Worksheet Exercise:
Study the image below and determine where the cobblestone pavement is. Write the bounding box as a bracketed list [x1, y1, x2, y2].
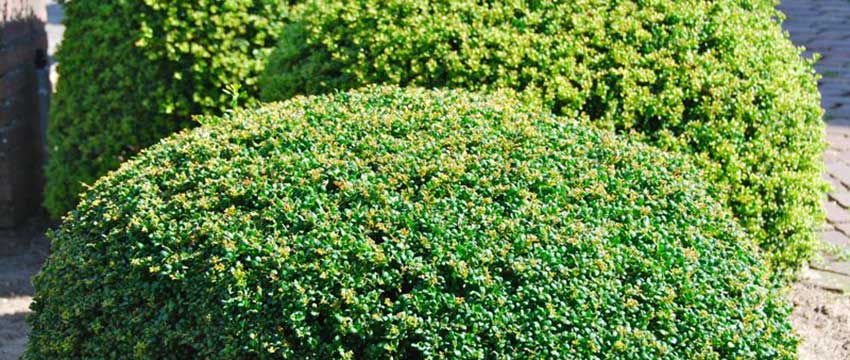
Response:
[779, 0, 850, 293]
[779, 0, 850, 359]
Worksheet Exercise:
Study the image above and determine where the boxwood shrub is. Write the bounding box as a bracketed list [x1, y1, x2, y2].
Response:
[44, 0, 295, 218]
[28, 86, 796, 358]
[260, 0, 827, 273]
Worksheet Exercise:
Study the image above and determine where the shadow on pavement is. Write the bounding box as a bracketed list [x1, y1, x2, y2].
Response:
[0, 218, 49, 298]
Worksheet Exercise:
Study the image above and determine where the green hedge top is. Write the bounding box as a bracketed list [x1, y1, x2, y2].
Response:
[44, 0, 293, 218]
[28, 86, 796, 359]
[261, 0, 827, 274]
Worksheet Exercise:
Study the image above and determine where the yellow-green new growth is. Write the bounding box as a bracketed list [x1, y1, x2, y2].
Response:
[28, 86, 796, 359]
[261, 0, 827, 274]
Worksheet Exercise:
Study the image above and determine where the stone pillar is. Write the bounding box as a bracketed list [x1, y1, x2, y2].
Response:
[0, 0, 48, 228]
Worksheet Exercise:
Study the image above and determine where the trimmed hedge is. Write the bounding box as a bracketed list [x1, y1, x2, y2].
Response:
[44, 0, 294, 218]
[261, 0, 827, 273]
[28, 86, 796, 358]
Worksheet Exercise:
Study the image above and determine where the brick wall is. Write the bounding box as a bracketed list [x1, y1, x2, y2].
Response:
[1, 0, 47, 227]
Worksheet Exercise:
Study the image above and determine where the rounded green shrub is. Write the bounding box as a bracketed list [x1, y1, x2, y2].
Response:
[260, 0, 827, 273]
[44, 0, 295, 218]
[29, 86, 796, 358]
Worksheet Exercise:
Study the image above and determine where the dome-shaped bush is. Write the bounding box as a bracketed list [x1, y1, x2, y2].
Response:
[28, 87, 795, 358]
[44, 0, 297, 218]
[260, 0, 826, 274]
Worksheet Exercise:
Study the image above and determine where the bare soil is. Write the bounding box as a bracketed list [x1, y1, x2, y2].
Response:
[790, 281, 850, 360]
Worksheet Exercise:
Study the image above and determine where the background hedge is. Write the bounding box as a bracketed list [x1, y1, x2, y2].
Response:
[28, 86, 796, 359]
[261, 0, 826, 274]
[44, 0, 294, 218]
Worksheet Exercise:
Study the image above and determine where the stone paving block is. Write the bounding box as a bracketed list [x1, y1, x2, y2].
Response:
[828, 119, 850, 127]
[819, 76, 848, 84]
[800, 268, 850, 294]
[822, 230, 850, 248]
[835, 222, 850, 236]
[818, 75, 850, 84]
[824, 148, 846, 162]
[824, 173, 848, 192]
[828, 118, 850, 126]
[830, 192, 850, 208]
[818, 85, 850, 95]
[827, 160, 850, 187]
[822, 97, 845, 110]
[811, 257, 850, 276]
[819, 73, 850, 83]
[827, 106, 850, 121]
[827, 122, 850, 136]
[821, 87, 850, 96]
[827, 133, 850, 151]
[825, 201, 850, 224]
[826, 125, 850, 138]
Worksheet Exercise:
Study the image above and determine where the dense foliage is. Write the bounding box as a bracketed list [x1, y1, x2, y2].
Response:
[28, 87, 796, 359]
[44, 0, 293, 218]
[261, 0, 826, 273]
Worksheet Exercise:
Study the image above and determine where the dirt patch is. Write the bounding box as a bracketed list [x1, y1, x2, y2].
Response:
[790, 281, 850, 359]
